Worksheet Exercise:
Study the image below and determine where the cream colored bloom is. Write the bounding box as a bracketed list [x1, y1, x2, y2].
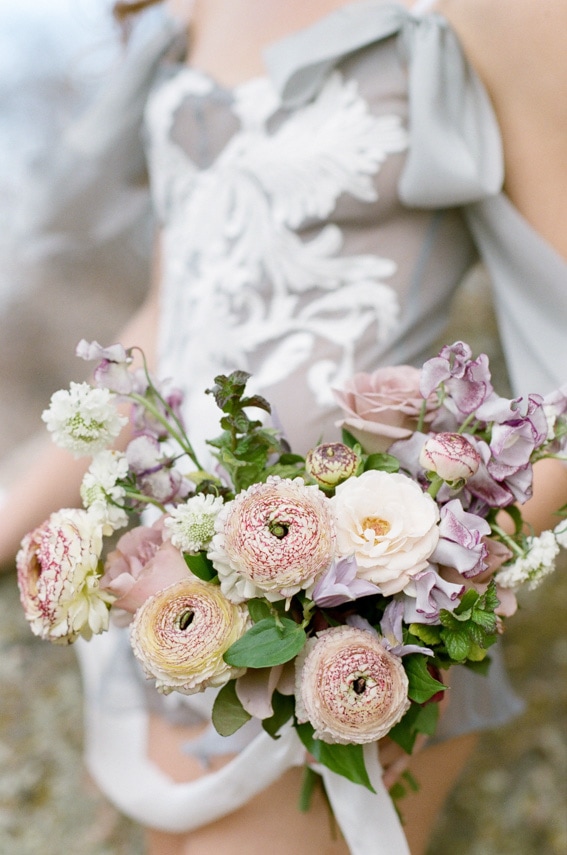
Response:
[295, 625, 410, 744]
[331, 469, 440, 595]
[42, 382, 127, 457]
[17, 509, 110, 644]
[80, 449, 129, 534]
[208, 476, 336, 603]
[164, 494, 225, 553]
[130, 578, 250, 694]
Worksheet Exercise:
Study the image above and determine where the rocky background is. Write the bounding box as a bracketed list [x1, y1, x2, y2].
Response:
[0, 265, 565, 854]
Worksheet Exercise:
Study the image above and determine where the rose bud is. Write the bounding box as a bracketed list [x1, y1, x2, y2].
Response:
[305, 442, 360, 489]
[419, 433, 481, 486]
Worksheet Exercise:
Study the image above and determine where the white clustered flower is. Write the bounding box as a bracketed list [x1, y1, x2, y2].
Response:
[80, 450, 130, 534]
[553, 521, 567, 549]
[496, 530, 560, 591]
[42, 381, 127, 457]
[164, 494, 225, 553]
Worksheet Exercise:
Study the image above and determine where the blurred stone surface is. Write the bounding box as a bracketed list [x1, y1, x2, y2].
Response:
[0, 264, 565, 854]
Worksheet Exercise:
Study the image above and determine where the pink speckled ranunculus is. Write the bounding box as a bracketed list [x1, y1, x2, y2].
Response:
[208, 476, 335, 603]
[100, 519, 189, 616]
[295, 625, 410, 744]
[334, 366, 436, 453]
[331, 469, 440, 595]
[130, 578, 250, 694]
[17, 509, 110, 644]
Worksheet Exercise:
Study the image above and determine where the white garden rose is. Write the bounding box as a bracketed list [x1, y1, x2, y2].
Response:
[331, 469, 440, 595]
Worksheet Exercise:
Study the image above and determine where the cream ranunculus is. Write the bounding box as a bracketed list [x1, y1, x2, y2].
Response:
[331, 469, 440, 595]
[295, 625, 410, 744]
[208, 476, 336, 603]
[130, 577, 251, 694]
[17, 509, 110, 644]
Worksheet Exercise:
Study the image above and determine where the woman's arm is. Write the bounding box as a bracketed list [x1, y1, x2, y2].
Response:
[439, 0, 567, 259]
[0, 243, 163, 569]
[438, 0, 567, 531]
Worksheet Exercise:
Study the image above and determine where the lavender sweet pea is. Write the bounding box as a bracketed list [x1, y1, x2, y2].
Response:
[420, 341, 493, 416]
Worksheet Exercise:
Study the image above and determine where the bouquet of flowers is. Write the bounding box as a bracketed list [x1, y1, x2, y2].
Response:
[17, 339, 567, 798]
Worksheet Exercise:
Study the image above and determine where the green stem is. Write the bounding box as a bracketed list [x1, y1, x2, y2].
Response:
[489, 523, 524, 557]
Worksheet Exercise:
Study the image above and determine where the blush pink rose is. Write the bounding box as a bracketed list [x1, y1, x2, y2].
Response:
[334, 366, 436, 454]
[100, 519, 189, 615]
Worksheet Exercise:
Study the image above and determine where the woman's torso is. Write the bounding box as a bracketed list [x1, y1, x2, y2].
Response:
[147, 0, 476, 457]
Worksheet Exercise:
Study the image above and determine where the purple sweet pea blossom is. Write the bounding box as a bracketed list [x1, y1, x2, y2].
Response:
[379, 600, 434, 655]
[312, 555, 382, 607]
[76, 339, 134, 394]
[126, 435, 190, 505]
[487, 395, 548, 480]
[420, 342, 493, 416]
[131, 382, 186, 440]
[467, 441, 533, 507]
[403, 568, 465, 624]
[431, 499, 490, 577]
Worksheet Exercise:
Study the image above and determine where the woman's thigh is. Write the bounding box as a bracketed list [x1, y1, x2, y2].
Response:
[144, 713, 478, 855]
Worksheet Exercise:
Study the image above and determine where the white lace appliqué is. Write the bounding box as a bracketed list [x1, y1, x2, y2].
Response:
[146, 68, 407, 410]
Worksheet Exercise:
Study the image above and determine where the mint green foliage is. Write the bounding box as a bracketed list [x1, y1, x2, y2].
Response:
[212, 680, 252, 736]
[439, 581, 499, 663]
[205, 372, 305, 493]
[296, 722, 376, 793]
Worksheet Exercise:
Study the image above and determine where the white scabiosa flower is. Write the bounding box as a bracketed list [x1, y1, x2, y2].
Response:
[80, 450, 130, 534]
[164, 494, 225, 553]
[496, 530, 560, 591]
[130, 578, 250, 694]
[42, 382, 127, 457]
[295, 625, 410, 744]
[16, 509, 111, 644]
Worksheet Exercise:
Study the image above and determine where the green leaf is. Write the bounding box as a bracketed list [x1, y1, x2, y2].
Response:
[413, 700, 439, 736]
[440, 627, 471, 662]
[246, 598, 273, 623]
[404, 654, 447, 704]
[363, 453, 400, 473]
[224, 617, 307, 668]
[298, 765, 321, 812]
[454, 588, 479, 616]
[341, 428, 359, 449]
[387, 703, 421, 753]
[262, 691, 295, 738]
[211, 680, 252, 736]
[388, 700, 440, 753]
[408, 623, 442, 646]
[296, 723, 375, 792]
[184, 552, 217, 582]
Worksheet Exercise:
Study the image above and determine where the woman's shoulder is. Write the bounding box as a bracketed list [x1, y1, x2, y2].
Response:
[436, 0, 567, 99]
